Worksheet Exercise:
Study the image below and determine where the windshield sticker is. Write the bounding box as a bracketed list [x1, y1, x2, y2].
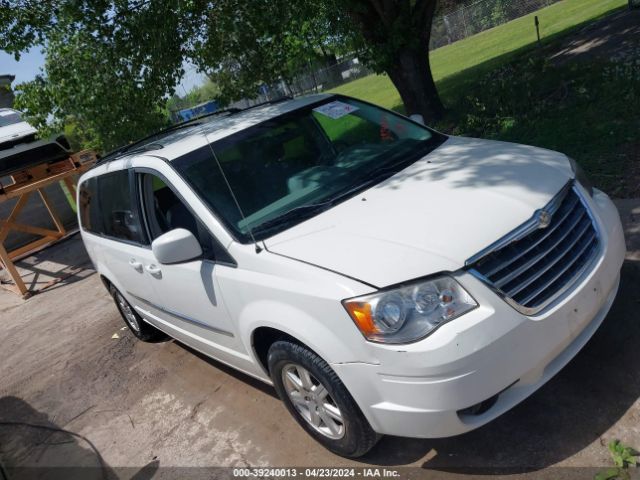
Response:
[313, 101, 359, 120]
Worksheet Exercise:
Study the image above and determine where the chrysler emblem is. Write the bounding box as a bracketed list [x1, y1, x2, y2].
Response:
[537, 210, 552, 229]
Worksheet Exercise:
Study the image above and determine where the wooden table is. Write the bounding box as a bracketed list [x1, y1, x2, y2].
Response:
[0, 150, 97, 297]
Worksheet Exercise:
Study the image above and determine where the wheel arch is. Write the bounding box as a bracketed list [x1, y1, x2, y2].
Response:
[99, 274, 112, 292]
[251, 326, 309, 376]
[241, 305, 368, 382]
[95, 263, 128, 298]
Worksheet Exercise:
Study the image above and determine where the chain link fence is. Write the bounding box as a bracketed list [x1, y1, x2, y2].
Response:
[229, 55, 374, 109]
[208, 0, 576, 110]
[431, 0, 560, 49]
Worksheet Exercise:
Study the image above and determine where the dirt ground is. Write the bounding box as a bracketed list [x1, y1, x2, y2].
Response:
[0, 198, 638, 478]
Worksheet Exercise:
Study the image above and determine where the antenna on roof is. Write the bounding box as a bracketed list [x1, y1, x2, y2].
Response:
[204, 141, 263, 254]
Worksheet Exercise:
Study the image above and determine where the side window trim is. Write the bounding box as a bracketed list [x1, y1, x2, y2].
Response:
[79, 176, 101, 234]
[127, 168, 150, 246]
[133, 167, 237, 268]
[135, 173, 156, 245]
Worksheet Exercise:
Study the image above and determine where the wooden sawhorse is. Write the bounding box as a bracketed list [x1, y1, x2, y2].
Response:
[0, 151, 96, 297]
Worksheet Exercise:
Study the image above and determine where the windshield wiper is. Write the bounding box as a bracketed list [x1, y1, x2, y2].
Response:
[252, 173, 392, 236]
[252, 201, 335, 235]
[252, 146, 435, 237]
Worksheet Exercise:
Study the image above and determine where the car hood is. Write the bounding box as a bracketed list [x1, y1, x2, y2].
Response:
[0, 122, 37, 145]
[264, 136, 574, 288]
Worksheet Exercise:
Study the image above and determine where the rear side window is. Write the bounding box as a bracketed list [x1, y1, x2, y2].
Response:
[79, 177, 101, 233]
[79, 170, 145, 243]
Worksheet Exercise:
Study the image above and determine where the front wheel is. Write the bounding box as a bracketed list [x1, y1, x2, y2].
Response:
[268, 340, 379, 458]
[110, 285, 166, 342]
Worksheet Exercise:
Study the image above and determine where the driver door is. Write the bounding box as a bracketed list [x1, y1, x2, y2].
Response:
[133, 169, 247, 368]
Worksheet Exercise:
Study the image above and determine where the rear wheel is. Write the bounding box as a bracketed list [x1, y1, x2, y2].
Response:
[268, 340, 379, 458]
[110, 285, 166, 342]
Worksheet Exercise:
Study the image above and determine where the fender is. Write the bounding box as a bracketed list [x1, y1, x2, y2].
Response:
[236, 299, 380, 369]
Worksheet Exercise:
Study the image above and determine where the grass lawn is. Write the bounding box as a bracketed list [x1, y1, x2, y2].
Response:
[332, 0, 626, 110]
[331, 0, 640, 196]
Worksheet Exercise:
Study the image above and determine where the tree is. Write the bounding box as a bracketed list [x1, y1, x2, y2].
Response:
[339, 1, 445, 121]
[0, 0, 446, 150]
[14, 31, 173, 151]
[193, 0, 446, 120]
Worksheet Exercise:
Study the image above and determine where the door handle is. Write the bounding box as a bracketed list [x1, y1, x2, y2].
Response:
[145, 264, 162, 277]
[129, 259, 143, 273]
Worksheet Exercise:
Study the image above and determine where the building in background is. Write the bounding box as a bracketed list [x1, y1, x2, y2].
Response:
[172, 100, 219, 123]
[0, 74, 15, 108]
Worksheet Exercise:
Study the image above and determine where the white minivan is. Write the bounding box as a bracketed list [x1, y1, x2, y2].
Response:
[0, 108, 37, 147]
[78, 94, 625, 457]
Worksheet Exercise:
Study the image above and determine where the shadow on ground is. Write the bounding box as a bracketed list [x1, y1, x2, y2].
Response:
[0, 396, 160, 480]
[176, 342, 279, 400]
[551, 9, 640, 65]
[0, 233, 94, 299]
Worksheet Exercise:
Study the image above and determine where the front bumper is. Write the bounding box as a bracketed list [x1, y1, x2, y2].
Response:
[332, 189, 625, 438]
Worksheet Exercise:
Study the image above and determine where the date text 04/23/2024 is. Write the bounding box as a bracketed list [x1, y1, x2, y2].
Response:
[232, 468, 401, 478]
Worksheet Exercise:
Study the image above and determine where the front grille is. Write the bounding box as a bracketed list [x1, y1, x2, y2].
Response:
[469, 182, 600, 315]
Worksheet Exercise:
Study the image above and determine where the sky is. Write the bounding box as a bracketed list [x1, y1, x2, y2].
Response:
[0, 48, 45, 84]
[0, 48, 206, 94]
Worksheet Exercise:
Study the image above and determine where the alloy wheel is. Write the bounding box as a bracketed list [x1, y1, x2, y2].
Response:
[281, 363, 345, 440]
[116, 292, 140, 333]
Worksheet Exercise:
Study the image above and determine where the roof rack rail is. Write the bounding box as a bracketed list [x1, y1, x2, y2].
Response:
[97, 109, 236, 165]
[235, 95, 293, 113]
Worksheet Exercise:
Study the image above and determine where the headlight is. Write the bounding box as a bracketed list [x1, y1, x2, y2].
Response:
[569, 157, 593, 197]
[342, 275, 478, 344]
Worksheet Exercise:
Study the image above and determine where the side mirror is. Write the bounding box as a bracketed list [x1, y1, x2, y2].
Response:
[151, 228, 203, 265]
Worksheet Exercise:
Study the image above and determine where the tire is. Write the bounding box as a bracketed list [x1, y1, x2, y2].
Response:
[268, 340, 379, 458]
[110, 285, 166, 342]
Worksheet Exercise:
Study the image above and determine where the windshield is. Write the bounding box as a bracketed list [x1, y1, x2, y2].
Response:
[0, 110, 24, 127]
[173, 96, 445, 242]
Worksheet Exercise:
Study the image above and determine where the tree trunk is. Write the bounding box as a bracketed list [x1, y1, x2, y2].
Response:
[386, 48, 444, 124]
[346, 0, 445, 123]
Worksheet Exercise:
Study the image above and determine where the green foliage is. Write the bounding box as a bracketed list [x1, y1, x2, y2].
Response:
[63, 117, 103, 153]
[0, 0, 358, 150]
[488, 0, 508, 28]
[1, 0, 626, 152]
[595, 467, 623, 480]
[14, 33, 172, 152]
[12, 75, 56, 138]
[1, 0, 451, 149]
[595, 440, 639, 480]
[4, 2, 184, 151]
[609, 440, 639, 468]
[193, 0, 343, 104]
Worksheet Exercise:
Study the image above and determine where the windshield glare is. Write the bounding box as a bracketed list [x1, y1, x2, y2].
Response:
[0, 110, 24, 127]
[174, 97, 441, 242]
